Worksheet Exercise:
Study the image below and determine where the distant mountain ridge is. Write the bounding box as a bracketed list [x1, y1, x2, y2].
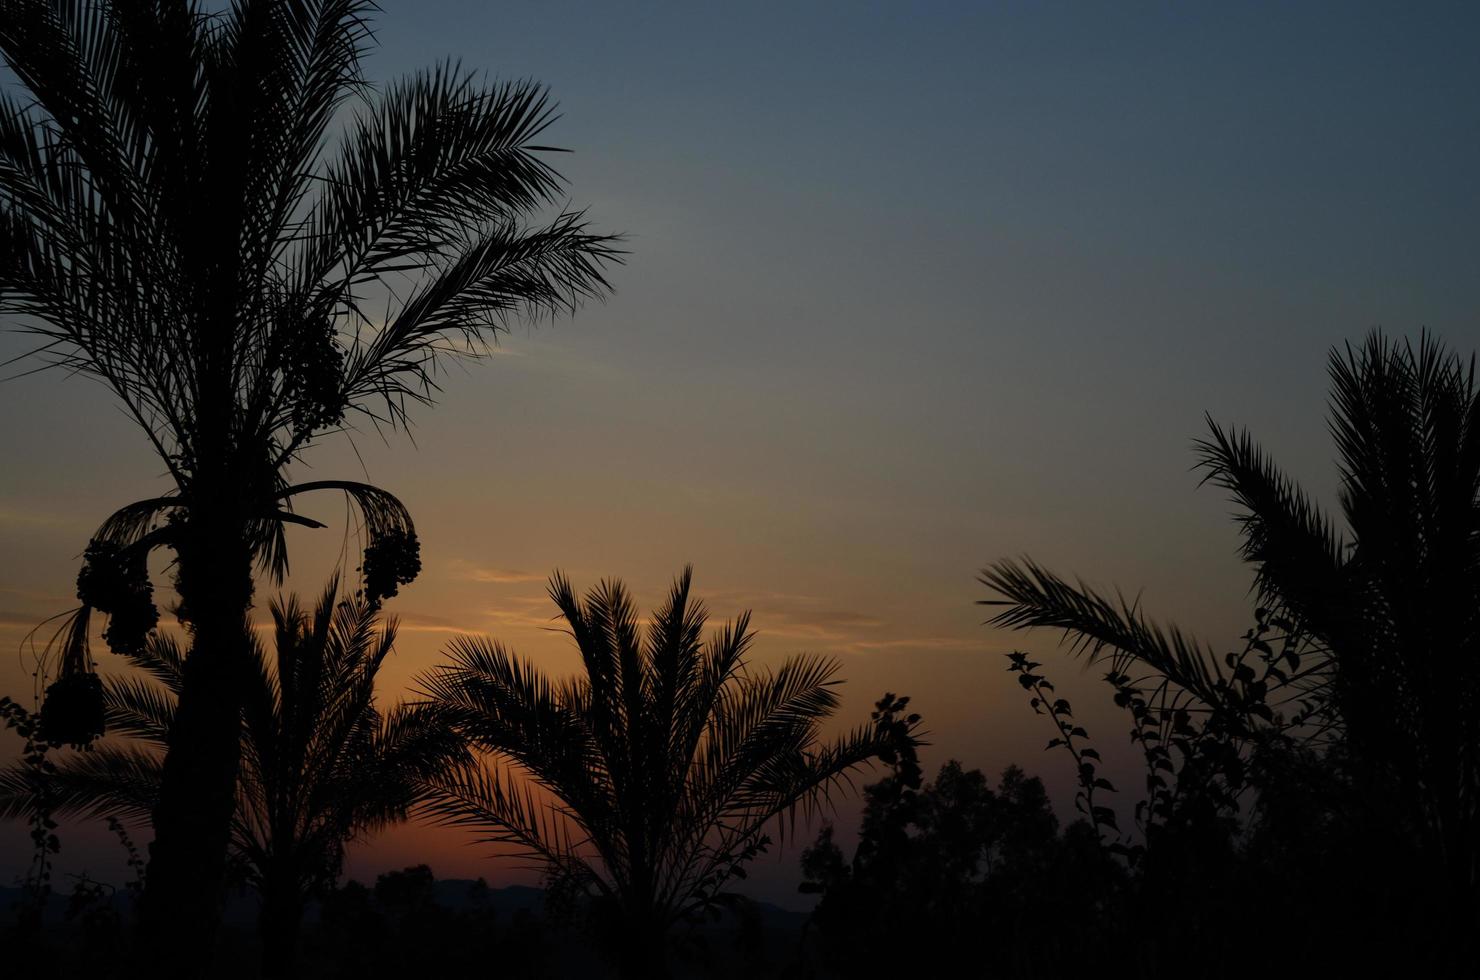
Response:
[0, 878, 807, 930]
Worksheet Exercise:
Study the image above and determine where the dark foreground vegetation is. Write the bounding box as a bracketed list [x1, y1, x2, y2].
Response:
[969, 333, 1480, 977]
[0, 1, 1476, 978]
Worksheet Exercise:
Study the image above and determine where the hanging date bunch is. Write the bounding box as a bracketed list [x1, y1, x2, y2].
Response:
[76, 537, 159, 655]
[279, 309, 346, 436]
[345, 485, 421, 609]
[37, 610, 105, 748]
[362, 527, 421, 608]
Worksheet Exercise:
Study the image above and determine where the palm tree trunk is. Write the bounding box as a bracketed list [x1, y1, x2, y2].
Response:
[138, 514, 254, 979]
[259, 875, 305, 980]
[616, 912, 670, 980]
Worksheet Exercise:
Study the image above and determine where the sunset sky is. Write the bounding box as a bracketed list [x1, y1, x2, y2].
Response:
[2, 1, 1478, 906]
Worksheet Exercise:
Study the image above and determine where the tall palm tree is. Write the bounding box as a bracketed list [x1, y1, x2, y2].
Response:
[0, 0, 616, 961]
[0, 579, 466, 978]
[418, 567, 914, 980]
[982, 332, 1480, 926]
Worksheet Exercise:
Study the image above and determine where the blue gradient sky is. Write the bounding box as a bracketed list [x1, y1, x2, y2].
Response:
[2, 1, 1478, 905]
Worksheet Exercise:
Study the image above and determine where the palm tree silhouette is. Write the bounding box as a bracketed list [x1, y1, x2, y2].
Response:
[0, 0, 616, 962]
[983, 332, 1480, 929]
[0, 578, 465, 978]
[418, 567, 914, 980]
[1196, 332, 1480, 923]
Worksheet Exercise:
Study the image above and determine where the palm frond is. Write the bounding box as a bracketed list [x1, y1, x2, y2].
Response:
[0, 744, 162, 825]
[103, 673, 175, 743]
[298, 66, 565, 292]
[981, 557, 1226, 706]
[419, 634, 607, 824]
[1195, 419, 1352, 643]
[117, 630, 187, 692]
[417, 758, 592, 876]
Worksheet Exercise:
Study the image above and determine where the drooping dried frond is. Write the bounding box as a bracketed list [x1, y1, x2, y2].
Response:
[278, 479, 420, 604]
[92, 496, 185, 548]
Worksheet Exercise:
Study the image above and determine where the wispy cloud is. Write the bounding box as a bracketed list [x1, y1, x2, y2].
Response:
[390, 600, 561, 636]
[481, 604, 564, 632]
[446, 560, 545, 585]
[849, 636, 982, 653]
[701, 589, 889, 647]
[0, 505, 77, 529]
[0, 586, 71, 604]
[243, 607, 486, 639]
[392, 610, 484, 635]
[0, 609, 48, 630]
[699, 588, 979, 657]
[759, 618, 880, 644]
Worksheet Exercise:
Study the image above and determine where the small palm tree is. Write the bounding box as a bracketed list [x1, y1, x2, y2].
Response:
[0, 579, 465, 978]
[0, 0, 617, 958]
[982, 331, 1480, 926]
[418, 567, 914, 980]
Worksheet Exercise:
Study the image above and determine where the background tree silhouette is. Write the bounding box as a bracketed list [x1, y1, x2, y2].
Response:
[0, 0, 617, 966]
[0, 579, 468, 978]
[800, 745, 1122, 978]
[417, 567, 914, 980]
[308, 865, 548, 980]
